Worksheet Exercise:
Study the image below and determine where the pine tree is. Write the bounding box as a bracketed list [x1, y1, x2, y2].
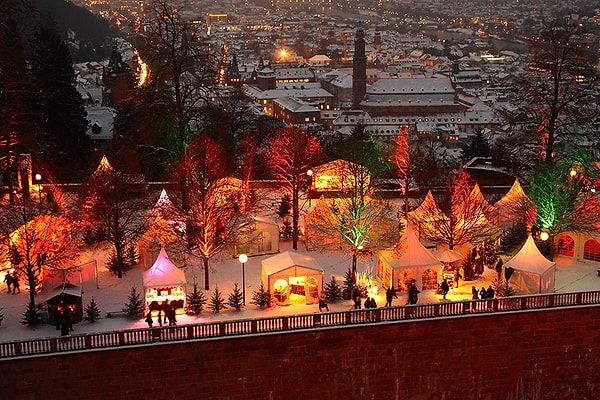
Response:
[125, 244, 140, 267]
[280, 219, 293, 239]
[228, 282, 244, 311]
[84, 297, 102, 323]
[251, 283, 271, 309]
[123, 286, 145, 319]
[208, 286, 227, 314]
[342, 268, 355, 300]
[20, 303, 42, 327]
[185, 283, 207, 315]
[324, 276, 343, 302]
[276, 193, 292, 218]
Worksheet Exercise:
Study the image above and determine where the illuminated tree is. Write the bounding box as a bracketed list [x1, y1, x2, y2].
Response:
[178, 136, 247, 290]
[79, 156, 150, 278]
[410, 169, 500, 249]
[526, 158, 600, 257]
[391, 127, 418, 217]
[507, 20, 599, 164]
[265, 127, 322, 250]
[0, 207, 81, 317]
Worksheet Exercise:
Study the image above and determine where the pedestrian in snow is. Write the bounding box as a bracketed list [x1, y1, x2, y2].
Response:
[3, 271, 12, 293]
[318, 298, 329, 312]
[486, 285, 495, 299]
[11, 274, 20, 294]
[454, 269, 462, 288]
[60, 311, 70, 336]
[157, 310, 163, 327]
[169, 306, 176, 326]
[408, 281, 420, 305]
[441, 279, 450, 300]
[145, 312, 153, 328]
[162, 300, 170, 325]
[471, 285, 479, 300]
[53, 307, 61, 331]
[385, 288, 397, 307]
[352, 289, 362, 309]
[479, 287, 487, 300]
[63, 307, 73, 331]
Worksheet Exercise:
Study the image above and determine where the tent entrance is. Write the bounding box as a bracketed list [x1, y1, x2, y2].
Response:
[272, 276, 320, 305]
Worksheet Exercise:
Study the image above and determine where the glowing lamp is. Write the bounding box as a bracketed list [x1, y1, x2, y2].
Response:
[540, 231, 549, 241]
[570, 169, 577, 177]
[238, 254, 248, 305]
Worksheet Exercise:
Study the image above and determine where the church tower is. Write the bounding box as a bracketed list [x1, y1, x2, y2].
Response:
[352, 27, 367, 109]
[103, 43, 134, 109]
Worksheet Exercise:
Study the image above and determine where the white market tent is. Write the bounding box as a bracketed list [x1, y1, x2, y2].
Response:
[232, 214, 280, 258]
[504, 235, 556, 294]
[261, 251, 324, 305]
[142, 247, 187, 313]
[377, 225, 443, 292]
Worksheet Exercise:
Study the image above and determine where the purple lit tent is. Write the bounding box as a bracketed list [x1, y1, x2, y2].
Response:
[142, 247, 187, 314]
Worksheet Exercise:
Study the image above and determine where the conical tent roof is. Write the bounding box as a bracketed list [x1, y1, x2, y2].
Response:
[143, 248, 187, 288]
[146, 189, 183, 221]
[379, 225, 441, 269]
[504, 235, 555, 274]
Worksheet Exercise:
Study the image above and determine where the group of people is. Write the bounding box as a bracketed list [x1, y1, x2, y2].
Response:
[3, 271, 20, 294]
[146, 300, 178, 328]
[53, 306, 74, 336]
[472, 285, 495, 300]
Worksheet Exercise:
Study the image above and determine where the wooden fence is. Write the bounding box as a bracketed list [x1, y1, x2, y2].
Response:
[2, 290, 600, 360]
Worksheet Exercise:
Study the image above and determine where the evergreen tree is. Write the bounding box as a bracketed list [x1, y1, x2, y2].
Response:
[185, 283, 207, 315]
[29, 20, 92, 182]
[208, 286, 227, 314]
[20, 303, 42, 327]
[123, 286, 145, 319]
[342, 268, 355, 300]
[462, 130, 490, 161]
[251, 283, 271, 309]
[280, 219, 293, 240]
[84, 297, 102, 323]
[276, 193, 292, 218]
[323, 276, 343, 302]
[227, 282, 244, 311]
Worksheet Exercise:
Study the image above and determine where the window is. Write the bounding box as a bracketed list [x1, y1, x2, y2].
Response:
[557, 235, 574, 257]
[583, 239, 600, 262]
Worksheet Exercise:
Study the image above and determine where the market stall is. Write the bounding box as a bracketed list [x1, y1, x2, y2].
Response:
[142, 247, 187, 314]
[42, 282, 83, 325]
[503, 235, 556, 294]
[261, 251, 324, 305]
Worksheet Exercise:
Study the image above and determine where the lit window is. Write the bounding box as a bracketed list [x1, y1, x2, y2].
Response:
[583, 240, 600, 262]
[557, 235, 574, 257]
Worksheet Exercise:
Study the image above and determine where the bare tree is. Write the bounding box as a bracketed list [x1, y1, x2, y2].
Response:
[409, 169, 500, 249]
[265, 127, 322, 250]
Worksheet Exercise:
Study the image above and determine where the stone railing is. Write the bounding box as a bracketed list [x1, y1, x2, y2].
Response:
[2, 290, 599, 360]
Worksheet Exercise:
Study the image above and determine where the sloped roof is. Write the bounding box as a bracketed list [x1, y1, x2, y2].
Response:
[494, 178, 531, 208]
[261, 251, 323, 276]
[378, 225, 441, 269]
[504, 235, 555, 275]
[143, 248, 187, 288]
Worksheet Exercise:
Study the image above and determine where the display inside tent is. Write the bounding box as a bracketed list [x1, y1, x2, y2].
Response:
[142, 248, 187, 315]
[261, 251, 324, 305]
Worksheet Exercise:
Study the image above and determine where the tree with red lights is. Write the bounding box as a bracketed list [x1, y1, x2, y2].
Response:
[79, 156, 150, 278]
[177, 136, 247, 290]
[410, 169, 499, 250]
[265, 127, 322, 250]
[391, 127, 418, 218]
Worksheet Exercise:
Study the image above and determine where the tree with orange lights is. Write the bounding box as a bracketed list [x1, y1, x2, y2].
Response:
[177, 136, 247, 290]
[79, 156, 151, 278]
[265, 127, 322, 250]
[391, 127, 418, 218]
[409, 169, 500, 250]
[0, 206, 81, 325]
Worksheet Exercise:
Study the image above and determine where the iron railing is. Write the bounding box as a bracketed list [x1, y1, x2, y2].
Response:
[2, 290, 600, 360]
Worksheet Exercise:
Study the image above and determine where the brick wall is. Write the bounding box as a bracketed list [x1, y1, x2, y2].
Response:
[2, 306, 600, 400]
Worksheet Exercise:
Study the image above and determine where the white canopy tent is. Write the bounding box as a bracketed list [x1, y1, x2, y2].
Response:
[261, 251, 324, 305]
[504, 235, 556, 294]
[142, 247, 187, 313]
[377, 225, 443, 292]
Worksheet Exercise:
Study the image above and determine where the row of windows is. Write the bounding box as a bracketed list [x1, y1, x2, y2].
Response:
[342, 117, 463, 124]
[557, 235, 600, 262]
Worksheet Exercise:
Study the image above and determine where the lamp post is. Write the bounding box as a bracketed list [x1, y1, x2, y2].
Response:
[34, 173, 42, 207]
[238, 253, 248, 305]
[306, 169, 313, 207]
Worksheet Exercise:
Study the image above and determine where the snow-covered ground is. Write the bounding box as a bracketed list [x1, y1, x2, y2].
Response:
[1, 239, 599, 343]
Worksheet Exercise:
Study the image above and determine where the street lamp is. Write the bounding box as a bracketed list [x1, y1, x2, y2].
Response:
[306, 169, 313, 206]
[34, 173, 42, 207]
[238, 253, 248, 305]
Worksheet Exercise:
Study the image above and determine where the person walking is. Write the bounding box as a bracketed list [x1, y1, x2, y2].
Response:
[385, 288, 397, 307]
[157, 310, 163, 327]
[12, 273, 20, 294]
[408, 281, 420, 305]
[169, 306, 177, 327]
[471, 285, 479, 300]
[441, 279, 450, 300]
[318, 298, 329, 312]
[3, 271, 12, 293]
[352, 288, 362, 309]
[479, 287, 487, 300]
[454, 269, 462, 288]
[486, 285, 495, 299]
[145, 312, 153, 328]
